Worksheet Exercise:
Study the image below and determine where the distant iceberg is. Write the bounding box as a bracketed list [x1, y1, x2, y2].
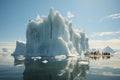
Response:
[102, 46, 115, 53]
[14, 8, 89, 57]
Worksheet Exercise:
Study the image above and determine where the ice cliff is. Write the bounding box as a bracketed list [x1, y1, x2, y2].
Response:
[13, 41, 26, 56]
[14, 8, 89, 56]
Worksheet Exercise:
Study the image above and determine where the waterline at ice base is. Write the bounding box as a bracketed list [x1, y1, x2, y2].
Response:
[13, 8, 89, 57]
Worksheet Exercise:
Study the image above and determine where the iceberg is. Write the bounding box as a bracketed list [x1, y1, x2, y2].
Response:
[14, 8, 89, 57]
[0, 48, 12, 55]
[13, 41, 26, 56]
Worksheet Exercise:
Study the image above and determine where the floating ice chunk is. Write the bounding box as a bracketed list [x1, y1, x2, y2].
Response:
[33, 58, 37, 61]
[55, 55, 67, 61]
[31, 56, 42, 61]
[36, 56, 42, 59]
[78, 61, 89, 65]
[31, 57, 37, 61]
[17, 55, 25, 60]
[42, 60, 48, 63]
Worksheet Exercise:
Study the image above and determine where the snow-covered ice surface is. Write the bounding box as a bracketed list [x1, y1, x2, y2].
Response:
[14, 8, 89, 57]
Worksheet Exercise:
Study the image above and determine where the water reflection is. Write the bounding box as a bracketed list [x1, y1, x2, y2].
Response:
[102, 55, 111, 59]
[13, 56, 89, 80]
[90, 55, 111, 60]
[14, 56, 25, 66]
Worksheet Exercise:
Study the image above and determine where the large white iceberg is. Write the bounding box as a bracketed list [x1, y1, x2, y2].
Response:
[14, 8, 89, 56]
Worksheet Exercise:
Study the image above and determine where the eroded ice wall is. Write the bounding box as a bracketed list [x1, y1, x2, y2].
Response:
[25, 8, 89, 56]
[14, 8, 89, 56]
[13, 41, 26, 56]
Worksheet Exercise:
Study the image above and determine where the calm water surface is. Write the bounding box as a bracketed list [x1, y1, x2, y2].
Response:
[0, 53, 120, 80]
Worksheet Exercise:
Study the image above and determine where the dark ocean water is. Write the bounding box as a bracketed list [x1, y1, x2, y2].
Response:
[0, 53, 120, 80]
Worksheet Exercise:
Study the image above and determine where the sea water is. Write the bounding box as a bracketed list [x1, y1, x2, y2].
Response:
[0, 53, 120, 80]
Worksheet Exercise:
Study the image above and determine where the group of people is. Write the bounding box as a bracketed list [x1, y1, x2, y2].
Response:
[102, 52, 110, 55]
[90, 51, 110, 56]
[89, 51, 111, 60]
